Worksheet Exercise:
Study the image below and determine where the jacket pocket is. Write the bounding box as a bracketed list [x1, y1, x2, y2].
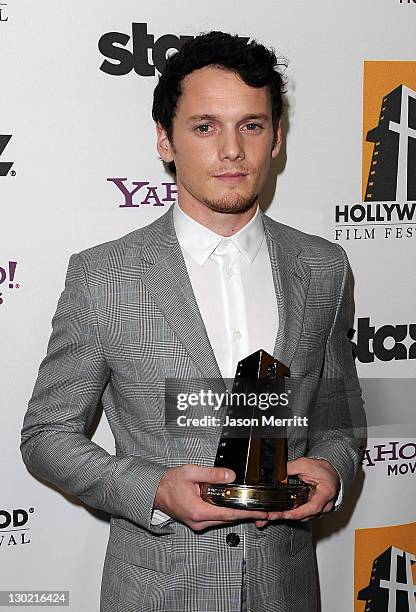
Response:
[106, 519, 172, 573]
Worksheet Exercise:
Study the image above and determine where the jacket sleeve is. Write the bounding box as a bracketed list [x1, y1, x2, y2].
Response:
[20, 252, 174, 535]
[306, 245, 367, 501]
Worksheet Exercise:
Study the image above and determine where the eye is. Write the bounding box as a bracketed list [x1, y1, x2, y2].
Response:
[244, 123, 263, 131]
[195, 124, 213, 134]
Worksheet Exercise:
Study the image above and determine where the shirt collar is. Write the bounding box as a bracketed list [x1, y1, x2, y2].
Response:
[173, 202, 264, 266]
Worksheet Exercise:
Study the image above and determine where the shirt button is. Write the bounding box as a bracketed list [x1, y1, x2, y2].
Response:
[226, 533, 240, 547]
[233, 330, 241, 341]
[225, 266, 234, 277]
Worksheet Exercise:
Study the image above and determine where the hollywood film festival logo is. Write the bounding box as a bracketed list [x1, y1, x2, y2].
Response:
[355, 523, 416, 612]
[0, 507, 34, 549]
[335, 61, 416, 242]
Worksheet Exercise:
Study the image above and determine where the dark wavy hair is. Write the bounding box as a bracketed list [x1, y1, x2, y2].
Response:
[152, 31, 287, 174]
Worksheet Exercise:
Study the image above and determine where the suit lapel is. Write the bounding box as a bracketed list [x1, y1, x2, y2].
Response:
[263, 214, 311, 370]
[137, 206, 224, 384]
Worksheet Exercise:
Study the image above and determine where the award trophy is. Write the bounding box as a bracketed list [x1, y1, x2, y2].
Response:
[200, 349, 309, 511]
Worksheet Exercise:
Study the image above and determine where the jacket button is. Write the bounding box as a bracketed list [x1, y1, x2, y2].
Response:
[226, 532, 240, 547]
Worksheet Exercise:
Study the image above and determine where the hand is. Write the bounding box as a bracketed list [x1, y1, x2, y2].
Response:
[255, 457, 340, 528]
[154, 464, 269, 531]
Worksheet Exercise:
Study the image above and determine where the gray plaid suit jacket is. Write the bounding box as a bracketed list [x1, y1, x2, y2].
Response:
[21, 205, 365, 612]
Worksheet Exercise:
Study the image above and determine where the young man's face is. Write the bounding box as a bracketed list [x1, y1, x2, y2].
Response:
[157, 65, 282, 216]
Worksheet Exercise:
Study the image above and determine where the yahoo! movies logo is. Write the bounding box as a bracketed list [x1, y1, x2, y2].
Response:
[0, 260, 20, 305]
[99, 23, 193, 76]
[361, 441, 416, 477]
[355, 523, 416, 611]
[335, 62, 416, 242]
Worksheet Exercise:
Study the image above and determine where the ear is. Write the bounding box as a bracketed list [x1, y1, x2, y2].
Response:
[156, 122, 175, 162]
[271, 120, 283, 159]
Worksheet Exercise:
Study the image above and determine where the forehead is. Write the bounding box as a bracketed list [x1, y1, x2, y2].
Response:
[176, 65, 272, 118]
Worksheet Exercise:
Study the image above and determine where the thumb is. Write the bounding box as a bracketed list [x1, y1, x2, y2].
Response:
[190, 466, 236, 484]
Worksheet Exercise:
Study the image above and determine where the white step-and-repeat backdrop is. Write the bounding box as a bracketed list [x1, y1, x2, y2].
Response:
[1, 1, 415, 610]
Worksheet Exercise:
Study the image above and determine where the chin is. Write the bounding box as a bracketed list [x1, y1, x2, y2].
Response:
[203, 194, 258, 215]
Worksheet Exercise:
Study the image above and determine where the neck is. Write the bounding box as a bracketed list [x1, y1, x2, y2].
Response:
[177, 196, 258, 237]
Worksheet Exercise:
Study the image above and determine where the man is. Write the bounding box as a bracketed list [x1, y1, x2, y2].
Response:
[21, 31, 365, 612]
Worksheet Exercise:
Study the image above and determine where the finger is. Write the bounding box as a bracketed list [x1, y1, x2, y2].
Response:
[190, 520, 229, 531]
[264, 511, 285, 521]
[268, 492, 328, 521]
[255, 520, 269, 529]
[191, 514, 269, 531]
[190, 493, 269, 522]
[300, 501, 334, 523]
[200, 504, 269, 522]
[266, 486, 325, 521]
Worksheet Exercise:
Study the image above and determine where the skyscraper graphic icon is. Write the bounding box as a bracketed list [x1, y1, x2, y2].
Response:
[358, 546, 416, 611]
[364, 85, 416, 203]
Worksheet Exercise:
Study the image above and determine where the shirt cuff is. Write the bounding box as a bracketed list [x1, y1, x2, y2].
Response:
[333, 474, 343, 508]
[151, 508, 174, 526]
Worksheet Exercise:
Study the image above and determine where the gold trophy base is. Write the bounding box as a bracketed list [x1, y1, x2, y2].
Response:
[200, 482, 309, 511]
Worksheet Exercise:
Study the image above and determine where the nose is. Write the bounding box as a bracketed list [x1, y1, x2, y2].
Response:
[219, 127, 245, 162]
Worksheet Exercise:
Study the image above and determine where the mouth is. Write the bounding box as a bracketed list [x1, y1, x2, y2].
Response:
[214, 172, 248, 184]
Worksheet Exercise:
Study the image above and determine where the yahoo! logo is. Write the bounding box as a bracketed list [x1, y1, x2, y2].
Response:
[0, 260, 19, 305]
[107, 178, 177, 207]
[99, 23, 193, 76]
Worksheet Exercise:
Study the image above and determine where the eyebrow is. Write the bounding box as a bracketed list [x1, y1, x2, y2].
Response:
[186, 113, 270, 124]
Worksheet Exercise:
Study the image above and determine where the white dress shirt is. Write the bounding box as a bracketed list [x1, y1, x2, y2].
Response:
[173, 202, 279, 379]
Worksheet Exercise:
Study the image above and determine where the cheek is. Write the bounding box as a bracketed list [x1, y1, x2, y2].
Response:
[254, 152, 272, 176]
[176, 142, 214, 172]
